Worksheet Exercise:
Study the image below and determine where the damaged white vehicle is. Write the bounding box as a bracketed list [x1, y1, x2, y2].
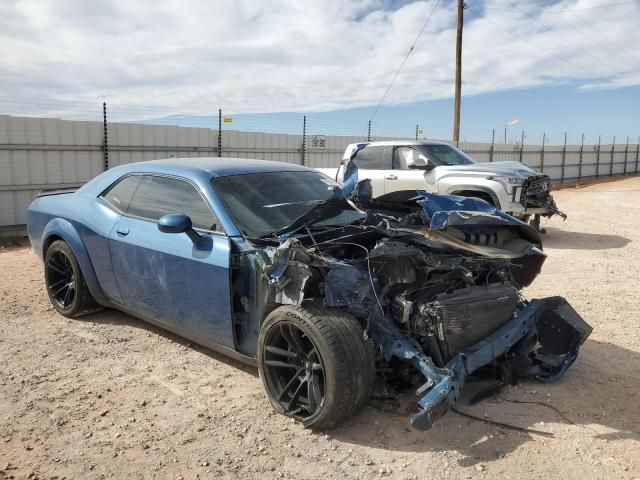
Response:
[317, 140, 566, 231]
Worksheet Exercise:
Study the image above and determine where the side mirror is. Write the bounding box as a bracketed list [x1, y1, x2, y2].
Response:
[158, 213, 201, 243]
[407, 158, 434, 171]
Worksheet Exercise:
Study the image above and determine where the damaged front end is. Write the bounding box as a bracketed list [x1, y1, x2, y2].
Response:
[235, 160, 591, 430]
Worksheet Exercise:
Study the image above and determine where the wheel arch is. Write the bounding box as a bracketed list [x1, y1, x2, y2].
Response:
[42, 218, 107, 304]
[449, 186, 501, 209]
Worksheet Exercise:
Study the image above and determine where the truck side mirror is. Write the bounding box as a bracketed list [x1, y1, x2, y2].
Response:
[407, 157, 434, 171]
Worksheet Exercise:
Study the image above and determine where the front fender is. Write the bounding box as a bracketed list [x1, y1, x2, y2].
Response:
[442, 180, 505, 210]
[42, 218, 108, 304]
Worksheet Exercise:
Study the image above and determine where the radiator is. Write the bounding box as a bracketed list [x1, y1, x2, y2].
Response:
[430, 284, 519, 361]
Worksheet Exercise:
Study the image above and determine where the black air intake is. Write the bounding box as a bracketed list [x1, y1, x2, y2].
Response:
[429, 284, 519, 361]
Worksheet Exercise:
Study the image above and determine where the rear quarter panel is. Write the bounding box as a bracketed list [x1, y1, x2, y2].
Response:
[27, 192, 121, 305]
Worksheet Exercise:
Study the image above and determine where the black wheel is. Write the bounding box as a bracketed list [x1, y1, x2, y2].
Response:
[44, 240, 98, 317]
[258, 304, 375, 430]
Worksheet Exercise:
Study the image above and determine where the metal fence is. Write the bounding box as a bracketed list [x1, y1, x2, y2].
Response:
[1, 113, 639, 231]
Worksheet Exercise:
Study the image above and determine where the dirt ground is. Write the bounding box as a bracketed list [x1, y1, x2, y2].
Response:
[1, 178, 639, 480]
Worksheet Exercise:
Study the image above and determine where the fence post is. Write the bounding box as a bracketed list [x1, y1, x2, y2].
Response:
[519, 131, 525, 163]
[540, 133, 545, 173]
[102, 102, 109, 171]
[623, 136, 629, 175]
[595, 135, 601, 179]
[301, 115, 306, 166]
[609, 136, 615, 177]
[217, 109, 222, 158]
[633, 137, 640, 174]
[560, 132, 567, 183]
[578, 134, 584, 182]
[367, 120, 371, 142]
[489, 129, 495, 162]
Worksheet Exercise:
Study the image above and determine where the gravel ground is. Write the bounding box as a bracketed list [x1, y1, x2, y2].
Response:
[1, 177, 639, 480]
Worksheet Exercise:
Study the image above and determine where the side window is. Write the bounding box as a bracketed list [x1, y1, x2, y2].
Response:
[393, 147, 428, 170]
[352, 145, 386, 169]
[127, 175, 219, 231]
[101, 175, 142, 212]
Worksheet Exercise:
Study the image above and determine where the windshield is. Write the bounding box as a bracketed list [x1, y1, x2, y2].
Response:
[212, 171, 363, 237]
[419, 144, 475, 166]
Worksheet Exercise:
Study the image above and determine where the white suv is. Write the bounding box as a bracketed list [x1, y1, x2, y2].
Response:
[317, 140, 565, 226]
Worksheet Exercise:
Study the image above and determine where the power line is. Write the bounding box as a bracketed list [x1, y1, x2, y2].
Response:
[476, 3, 640, 73]
[547, 0, 637, 11]
[479, 16, 602, 78]
[485, 1, 637, 14]
[536, 8, 634, 70]
[364, 0, 441, 130]
[567, 8, 640, 67]
[510, 5, 629, 75]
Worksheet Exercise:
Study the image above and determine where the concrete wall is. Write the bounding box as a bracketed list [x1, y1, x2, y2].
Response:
[1, 115, 639, 229]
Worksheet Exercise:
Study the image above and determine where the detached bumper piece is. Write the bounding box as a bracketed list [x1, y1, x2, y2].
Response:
[520, 175, 567, 219]
[409, 297, 592, 430]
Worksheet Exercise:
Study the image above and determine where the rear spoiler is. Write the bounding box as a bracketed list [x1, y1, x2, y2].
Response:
[37, 187, 80, 198]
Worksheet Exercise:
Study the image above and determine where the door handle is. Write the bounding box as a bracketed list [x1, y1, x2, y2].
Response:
[385, 174, 398, 180]
[116, 227, 130, 236]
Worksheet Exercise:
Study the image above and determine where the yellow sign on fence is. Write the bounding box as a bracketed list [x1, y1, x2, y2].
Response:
[223, 117, 233, 123]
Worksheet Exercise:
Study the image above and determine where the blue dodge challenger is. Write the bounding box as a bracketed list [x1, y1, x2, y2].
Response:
[27, 156, 591, 430]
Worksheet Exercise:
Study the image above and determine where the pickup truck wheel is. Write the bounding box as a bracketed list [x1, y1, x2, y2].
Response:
[44, 240, 98, 318]
[258, 304, 375, 430]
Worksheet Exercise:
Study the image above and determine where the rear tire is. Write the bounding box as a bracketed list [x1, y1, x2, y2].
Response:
[258, 303, 375, 430]
[44, 240, 98, 318]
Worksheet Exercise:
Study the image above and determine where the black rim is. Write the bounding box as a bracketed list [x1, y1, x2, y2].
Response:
[46, 250, 76, 310]
[262, 321, 325, 422]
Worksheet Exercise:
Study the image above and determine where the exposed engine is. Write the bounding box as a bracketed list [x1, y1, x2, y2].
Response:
[231, 166, 592, 430]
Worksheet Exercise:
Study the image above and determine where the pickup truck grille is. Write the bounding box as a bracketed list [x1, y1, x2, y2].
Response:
[520, 175, 552, 207]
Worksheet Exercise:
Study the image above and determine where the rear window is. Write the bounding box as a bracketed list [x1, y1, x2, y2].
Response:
[352, 145, 386, 169]
[101, 175, 141, 213]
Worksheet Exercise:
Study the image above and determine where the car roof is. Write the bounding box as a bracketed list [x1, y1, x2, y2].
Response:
[352, 140, 453, 147]
[116, 157, 314, 178]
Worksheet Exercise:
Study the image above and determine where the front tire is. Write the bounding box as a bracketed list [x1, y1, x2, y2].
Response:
[44, 240, 98, 318]
[257, 304, 375, 430]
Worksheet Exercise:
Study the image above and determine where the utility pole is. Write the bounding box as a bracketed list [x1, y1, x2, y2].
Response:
[452, 0, 464, 145]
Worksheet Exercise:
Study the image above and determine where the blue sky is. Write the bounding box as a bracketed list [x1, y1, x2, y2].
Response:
[152, 84, 639, 145]
[1, 0, 639, 145]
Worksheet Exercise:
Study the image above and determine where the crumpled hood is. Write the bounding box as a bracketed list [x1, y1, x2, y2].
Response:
[437, 161, 539, 180]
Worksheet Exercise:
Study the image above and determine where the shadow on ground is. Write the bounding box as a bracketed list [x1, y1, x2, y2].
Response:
[331, 338, 640, 466]
[82, 308, 259, 378]
[542, 227, 630, 250]
[79, 308, 640, 467]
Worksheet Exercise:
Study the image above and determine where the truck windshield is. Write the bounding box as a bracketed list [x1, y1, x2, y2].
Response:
[419, 144, 475, 166]
[212, 171, 363, 238]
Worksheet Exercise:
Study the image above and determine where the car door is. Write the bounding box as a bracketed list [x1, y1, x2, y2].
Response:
[386, 146, 437, 193]
[108, 174, 235, 348]
[349, 145, 389, 197]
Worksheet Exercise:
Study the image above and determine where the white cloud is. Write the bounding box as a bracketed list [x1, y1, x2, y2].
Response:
[0, 0, 638, 118]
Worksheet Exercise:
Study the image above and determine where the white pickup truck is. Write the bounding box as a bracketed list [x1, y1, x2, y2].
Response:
[316, 140, 564, 226]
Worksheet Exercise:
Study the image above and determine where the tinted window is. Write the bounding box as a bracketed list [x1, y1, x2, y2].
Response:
[212, 171, 362, 238]
[101, 175, 141, 212]
[352, 145, 385, 169]
[127, 175, 218, 231]
[419, 144, 474, 166]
